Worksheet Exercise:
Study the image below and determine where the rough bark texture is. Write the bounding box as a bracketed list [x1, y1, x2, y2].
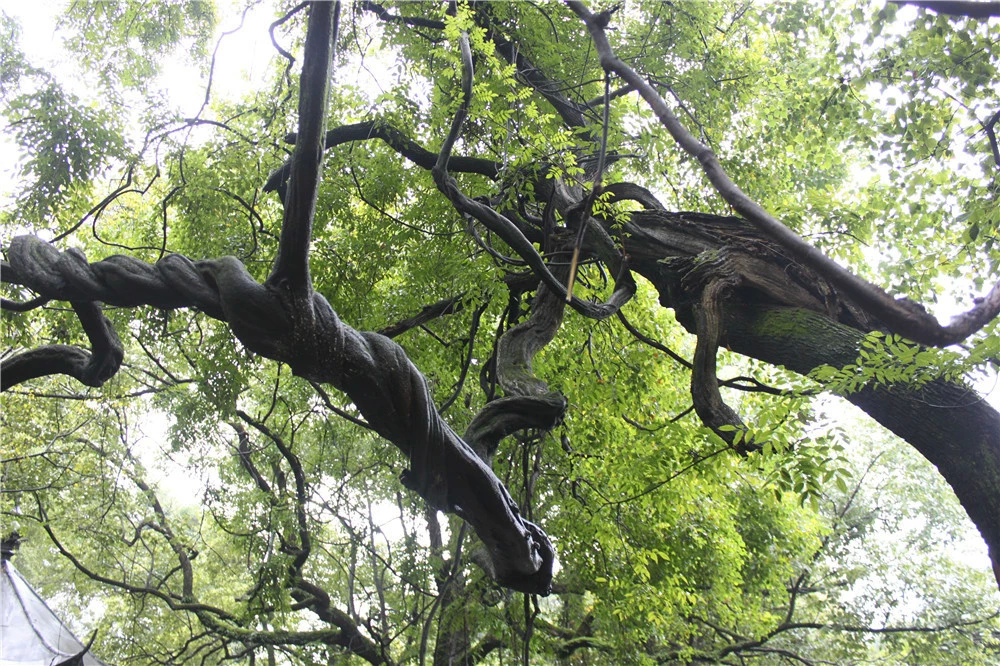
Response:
[4, 184, 999, 600]
[1, 2, 554, 599]
[611, 210, 1000, 586]
[4, 1, 999, 608]
[571, 0, 1000, 348]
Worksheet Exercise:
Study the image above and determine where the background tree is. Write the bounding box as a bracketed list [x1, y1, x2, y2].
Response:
[2, 1, 999, 664]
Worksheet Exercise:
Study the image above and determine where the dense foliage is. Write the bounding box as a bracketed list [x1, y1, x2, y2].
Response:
[2, 1, 999, 664]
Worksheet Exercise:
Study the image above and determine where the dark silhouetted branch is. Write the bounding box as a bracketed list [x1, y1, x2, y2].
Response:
[889, 1, 1000, 17]
[268, 2, 338, 297]
[1, 300, 123, 391]
[265, 121, 501, 200]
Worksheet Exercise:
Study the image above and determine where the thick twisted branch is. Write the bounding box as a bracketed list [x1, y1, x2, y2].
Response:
[0, 299, 123, 391]
[464, 275, 570, 460]
[2, 1, 554, 595]
[690, 276, 755, 453]
[430, 28, 633, 508]
[2, 235, 552, 594]
[431, 29, 629, 451]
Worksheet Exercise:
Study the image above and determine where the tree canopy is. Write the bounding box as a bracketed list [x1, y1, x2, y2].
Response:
[2, 1, 1000, 664]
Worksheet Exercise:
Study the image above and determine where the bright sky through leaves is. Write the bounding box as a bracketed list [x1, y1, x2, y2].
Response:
[2, 2, 999, 664]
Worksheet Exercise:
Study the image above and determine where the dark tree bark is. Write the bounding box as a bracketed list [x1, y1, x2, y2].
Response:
[569, 1, 1000, 348]
[612, 210, 1000, 586]
[889, 1, 1000, 18]
[0, 233, 554, 595]
[723, 305, 1000, 586]
[0, 1, 554, 599]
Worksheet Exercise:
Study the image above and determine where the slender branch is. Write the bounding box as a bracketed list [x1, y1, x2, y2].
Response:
[984, 108, 1000, 168]
[378, 297, 464, 338]
[236, 409, 312, 571]
[616, 310, 692, 369]
[430, 29, 633, 322]
[359, 1, 446, 30]
[33, 495, 236, 620]
[565, 73, 613, 301]
[231, 424, 275, 496]
[265, 120, 501, 199]
[309, 381, 374, 430]
[475, 3, 595, 132]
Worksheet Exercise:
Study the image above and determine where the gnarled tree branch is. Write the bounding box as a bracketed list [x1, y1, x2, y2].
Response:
[569, 0, 1000, 347]
[0, 298, 123, 391]
[1, 2, 553, 596]
[1, 235, 553, 593]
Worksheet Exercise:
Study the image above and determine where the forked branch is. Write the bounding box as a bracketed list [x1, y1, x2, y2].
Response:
[569, 0, 1000, 347]
[0, 2, 555, 596]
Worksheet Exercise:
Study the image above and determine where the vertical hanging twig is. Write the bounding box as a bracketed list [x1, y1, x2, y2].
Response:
[565, 72, 613, 301]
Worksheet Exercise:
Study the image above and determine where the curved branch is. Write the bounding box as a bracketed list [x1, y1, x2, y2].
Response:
[2, 235, 553, 594]
[1, 300, 123, 391]
[984, 108, 1000, 168]
[378, 296, 464, 338]
[359, 1, 446, 30]
[602, 181, 666, 210]
[569, 0, 1000, 347]
[474, 3, 595, 132]
[690, 278, 756, 453]
[430, 30, 633, 322]
[616, 310, 691, 369]
[0, 291, 51, 312]
[265, 121, 502, 199]
[888, 1, 1000, 17]
[464, 274, 571, 460]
